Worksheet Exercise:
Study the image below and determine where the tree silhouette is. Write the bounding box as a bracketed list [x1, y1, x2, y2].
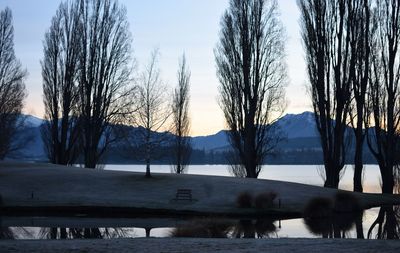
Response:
[215, 0, 287, 178]
[77, 0, 135, 168]
[366, 0, 400, 194]
[133, 50, 170, 177]
[299, 0, 353, 188]
[0, 7, 27, 159]
[171, 54, 191, 174]
[348, 0, 371, 193]
[41, 1, 81, 165]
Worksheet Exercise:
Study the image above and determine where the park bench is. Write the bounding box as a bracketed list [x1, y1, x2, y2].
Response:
[174, 189, 193, 202]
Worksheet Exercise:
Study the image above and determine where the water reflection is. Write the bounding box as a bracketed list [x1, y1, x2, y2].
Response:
[304, 212, 363, 238]
[0, 227, 32, 240]
[368, 205, 400, 239]
[0, 207, 399, 240]
[0, 226, 130, 240]
[170, 218, 277, 239]
[0, 228, 15, 239]
[233, 219, 277, 238]
[170, 219, 231, 238]
[38, 228, 127, 239]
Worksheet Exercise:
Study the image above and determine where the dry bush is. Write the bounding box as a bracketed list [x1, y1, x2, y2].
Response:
[333, 191, 362, 213]
[254, 219, 276, 238]
[303, 197, 333, 218]
[170, 219, 231, 238]
[254, 191, 277, 209]
[236, 191, 253, 208]
[170, 225, 209, 238]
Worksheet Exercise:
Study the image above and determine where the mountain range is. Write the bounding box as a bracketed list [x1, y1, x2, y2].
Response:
[7, 111, 375, 164]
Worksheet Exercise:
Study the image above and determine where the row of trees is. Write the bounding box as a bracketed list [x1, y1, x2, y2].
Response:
[0, 1, 191, 176]
[299, 0, 400, 194]
[216, 0, 400, 195]
[0, 8, 27, 159]
[40, 0, 192, 176]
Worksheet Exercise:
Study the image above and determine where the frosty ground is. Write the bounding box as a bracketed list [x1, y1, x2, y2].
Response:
[0, 162, 399, 216]
[1, 238, 400, 253]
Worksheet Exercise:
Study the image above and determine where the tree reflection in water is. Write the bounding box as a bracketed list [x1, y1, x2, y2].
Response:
[0, 227, 32, 239]
[304, 212, 363, 238]
[367, 205, 400, 239]
[38, 228, 128, 239]
[0, 227, 15, 239]
[170, 218, 277, 238]
[170, 219, 232, 238]
[368, 176, 400, 239]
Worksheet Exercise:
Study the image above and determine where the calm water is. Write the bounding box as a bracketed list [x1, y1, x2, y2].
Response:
[106, 164, 383, 193]
[1, 164, 397, 240]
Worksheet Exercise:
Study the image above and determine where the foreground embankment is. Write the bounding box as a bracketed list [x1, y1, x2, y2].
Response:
[1, 238, 400, 253]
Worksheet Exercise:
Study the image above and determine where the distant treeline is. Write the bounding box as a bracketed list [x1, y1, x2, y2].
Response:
[102, 146, 377, 165]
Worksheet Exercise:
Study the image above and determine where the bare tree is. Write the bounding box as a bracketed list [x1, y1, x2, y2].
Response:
[366, 0, 400, 194]
[133, 50, 170, 178]
[78, 0, 135, 168]
[41, 1, 81, 165]
[348, 0, 371, 192]
[171, 54, 191, 174]
[0, 7, 27, 159]
[299, 0, 353, 188]
[215, 0, 287, 178]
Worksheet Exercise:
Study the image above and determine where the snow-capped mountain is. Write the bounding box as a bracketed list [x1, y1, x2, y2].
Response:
[276, 111, 317, 139]
[190, 111, 319, 151]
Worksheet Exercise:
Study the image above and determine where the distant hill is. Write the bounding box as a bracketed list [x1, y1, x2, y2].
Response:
[191, 111, 320, 151]
[191, 130, 230, 151]
[5, 112, 377, 164]
[275, 111, 317, 138]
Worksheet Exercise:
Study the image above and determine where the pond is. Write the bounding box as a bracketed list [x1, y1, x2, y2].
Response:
[1, 164, 398, 240]
[1, 205, 399, 239]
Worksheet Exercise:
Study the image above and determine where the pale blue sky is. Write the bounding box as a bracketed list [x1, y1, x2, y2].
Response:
[0, 0, 309, 136]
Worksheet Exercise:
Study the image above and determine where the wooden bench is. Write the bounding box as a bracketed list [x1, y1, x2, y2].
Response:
[174, 189, 192, 201]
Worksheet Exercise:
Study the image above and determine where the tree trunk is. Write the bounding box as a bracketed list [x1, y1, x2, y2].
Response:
[145, 227, 151, 237]
[355, 214, 364, 239]
[176, 136, 182, 174]
[381, 167, 394, 194]
[60, 228, 67, 239]
[324, 164, 340, 188]
[145, 128, 151, 178]
[85, 148, 97, 169]
[353, 137, 364, 192]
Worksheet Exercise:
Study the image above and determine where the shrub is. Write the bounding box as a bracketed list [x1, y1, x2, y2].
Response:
[303, 216, 331, 235]
[303, 197, 333, 218]
[333, 191, 362, 213]
[170, 225, 209, 238]
[170, 219, 231, 238]
[254, 219, 276, 237]
[236, 191, 253, 208]
[254, 191, 277, 209]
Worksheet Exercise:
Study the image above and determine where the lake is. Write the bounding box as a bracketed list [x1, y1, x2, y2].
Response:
[1, 164, 397, 240]
[106, 164, 384, 193]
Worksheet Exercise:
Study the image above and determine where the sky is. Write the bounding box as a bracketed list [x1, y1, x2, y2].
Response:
[0, 0, 310, 136]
